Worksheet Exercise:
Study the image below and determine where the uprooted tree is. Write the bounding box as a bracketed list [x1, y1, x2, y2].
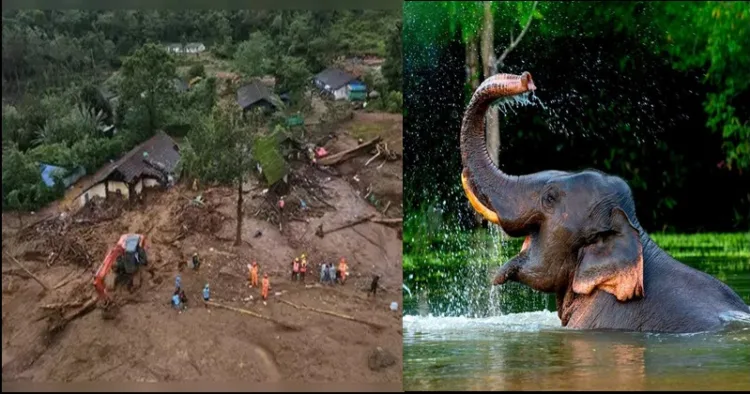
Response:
[181, 100, 265, 246]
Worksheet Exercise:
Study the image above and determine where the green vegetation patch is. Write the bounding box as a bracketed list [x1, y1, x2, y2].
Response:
[252, 131, 287, 185]
[348, 123, 383, 140]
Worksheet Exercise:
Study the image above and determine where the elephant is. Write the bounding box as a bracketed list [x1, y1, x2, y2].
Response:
[459, 72, 750, 333]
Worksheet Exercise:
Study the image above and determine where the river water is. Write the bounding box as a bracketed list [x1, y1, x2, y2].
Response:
[403, 233, 750, 391]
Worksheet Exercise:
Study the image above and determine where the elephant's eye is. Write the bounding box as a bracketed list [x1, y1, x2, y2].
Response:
[594, 230, 617, 243]
[542, 192, 557, 209]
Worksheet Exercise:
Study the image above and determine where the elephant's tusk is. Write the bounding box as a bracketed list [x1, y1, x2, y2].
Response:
[461, 169, 500, 224]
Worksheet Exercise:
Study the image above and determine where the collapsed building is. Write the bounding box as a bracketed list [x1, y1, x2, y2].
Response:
[75, 131, 181, 208]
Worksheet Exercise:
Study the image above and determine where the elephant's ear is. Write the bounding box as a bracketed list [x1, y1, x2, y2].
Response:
[572, 208, 644, 302]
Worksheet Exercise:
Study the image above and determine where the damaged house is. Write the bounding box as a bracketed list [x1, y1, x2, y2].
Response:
[76, 131, 181, 207]
[236, 80, 283, 115]
[313, 67, 367, 101]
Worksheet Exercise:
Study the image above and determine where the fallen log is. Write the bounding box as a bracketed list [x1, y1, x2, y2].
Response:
[53, 271, 78, 290]
[381, 201, 391, 215]
[316, 215, 376, 237]
[48, 296, 98, 335]
[204, 301, 300, 330]
[369, 217, 403, 225]
[3, 251, 52, 291]
[40, 301, 85, 310]
[1, 268, 30, 278]
[365, 151, 381, 167]
[317, 136, 381, 166]
[277, 299, 386, 330]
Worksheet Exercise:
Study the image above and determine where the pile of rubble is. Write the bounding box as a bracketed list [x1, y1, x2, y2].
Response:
[173, 195, 226, 235]
[253, 168, 337, 226]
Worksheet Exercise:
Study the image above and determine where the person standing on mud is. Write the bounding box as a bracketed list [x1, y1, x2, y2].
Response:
[192, 252, 201, 271]
[179, 289, 188, 309]
[261, 273, 270, 302]
[202, 283, 210, 302]
[292, 258, 300, 281]
[249, 261, 259, 288]
[175, 274, 181, 290]
[327, 262, 337, 286]
[320, 262, 328, 283]
[300, 254, 308, 282]
[337, 257, 348, 285]
[172, 292, 181, 311]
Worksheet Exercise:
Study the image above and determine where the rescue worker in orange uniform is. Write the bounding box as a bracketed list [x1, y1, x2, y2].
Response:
[300, 253, 308, 282]
[261, 273, 270, 301]
[249, 261, 259, 287]
[292, 258, 300, 281]
[337, 257, 348, 285]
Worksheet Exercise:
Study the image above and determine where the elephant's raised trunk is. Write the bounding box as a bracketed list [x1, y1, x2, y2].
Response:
[460, 72, 538, 234]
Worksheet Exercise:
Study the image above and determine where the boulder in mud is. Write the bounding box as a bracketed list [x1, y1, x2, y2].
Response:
[368, 346, 396, 371]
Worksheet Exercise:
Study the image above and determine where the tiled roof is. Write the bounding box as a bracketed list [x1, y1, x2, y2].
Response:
[79, 131, 180, 194]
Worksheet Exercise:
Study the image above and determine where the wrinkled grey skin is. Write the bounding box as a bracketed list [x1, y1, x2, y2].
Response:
[460, 74, 750, 334]
[490, 170, 750, 333]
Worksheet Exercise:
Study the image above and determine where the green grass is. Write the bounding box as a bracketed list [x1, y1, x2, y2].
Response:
[348, 123, 383, 140]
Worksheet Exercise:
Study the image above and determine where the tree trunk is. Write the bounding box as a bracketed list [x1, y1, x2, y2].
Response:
[482, 1, 500, 168]
[466, 36, 483, 226]
[235, 178, 243, 246]
[466, 38, 480, 92]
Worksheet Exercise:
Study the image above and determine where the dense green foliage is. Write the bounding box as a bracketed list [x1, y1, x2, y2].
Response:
[404, 1, 750, 233]
[118, 43, 179, 137]
[406, 2, 749, 170]
[181, 102, 259, 185]
[382, 20, 403, 93]
[2, 10, 401, 212]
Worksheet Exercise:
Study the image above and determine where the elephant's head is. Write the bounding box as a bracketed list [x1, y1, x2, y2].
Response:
[460, 72, 645, 301]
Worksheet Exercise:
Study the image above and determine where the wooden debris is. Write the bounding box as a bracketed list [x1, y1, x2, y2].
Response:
[369, 217, 402, 225]
[316, 215, 402, 237]
[366, 142, 399, 167]
[1, 268, 31, 278]
[316, 215, 375, 237]
[40, 301, 85, 310]
[381, 201, 391, 215]
[53, 271, 79, 290]
[277, 299, 385, 330]
[365, 151, 381, 167]
[3, 251, 51, 292]
[204, 301, 300, 330]
[48, 296, 98, 335]
[317, 136, 381, 166]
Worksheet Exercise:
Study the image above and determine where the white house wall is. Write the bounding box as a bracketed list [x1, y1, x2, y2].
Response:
[77, 182, 107, 207]
[333, 86, 348, 101]
[78, 177, 167, 208]
[143, 178, 160, 188]
[109, 181, 129, 197]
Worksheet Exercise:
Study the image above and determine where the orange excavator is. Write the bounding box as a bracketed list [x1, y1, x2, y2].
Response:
[94, 234, 149, 303]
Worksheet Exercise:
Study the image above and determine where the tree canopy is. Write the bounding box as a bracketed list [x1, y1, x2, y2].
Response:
[404, 1, 750, 232]
[2, 9, 400, 212]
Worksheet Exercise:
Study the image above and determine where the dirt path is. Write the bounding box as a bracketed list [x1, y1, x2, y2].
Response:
[1, 112, 403, 384]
